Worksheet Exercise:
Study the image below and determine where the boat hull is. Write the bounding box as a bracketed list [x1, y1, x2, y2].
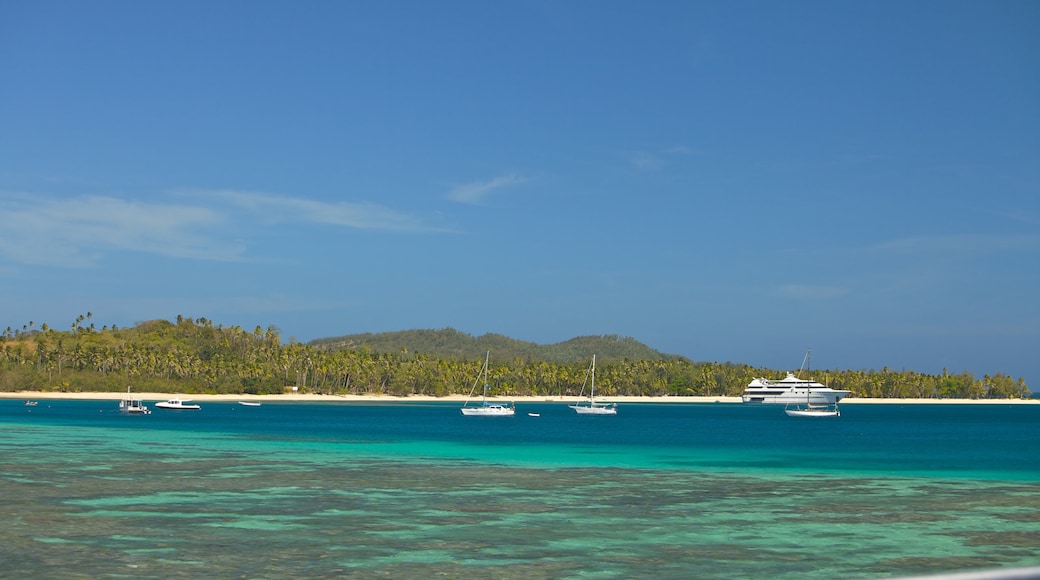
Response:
[785, 408, 840, 417]
[742, 391, 848, 405]
[570, 404, 617, 415]
[155, 401, 201, 410]
[460, 405, 515, 416]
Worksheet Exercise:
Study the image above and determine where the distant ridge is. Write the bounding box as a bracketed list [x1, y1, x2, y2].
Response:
[308, 328, 679, 364]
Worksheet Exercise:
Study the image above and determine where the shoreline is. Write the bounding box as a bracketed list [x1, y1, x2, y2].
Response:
[2, 391, 1036, 405]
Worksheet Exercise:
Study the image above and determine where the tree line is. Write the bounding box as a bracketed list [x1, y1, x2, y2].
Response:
[1, 315, 1031, 399]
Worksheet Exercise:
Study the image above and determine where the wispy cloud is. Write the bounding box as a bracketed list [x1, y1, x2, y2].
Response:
[989, 209, 1040, 226]
[663, 145, 706, 157]
[445, 173, 527, 204]
[776, 285, 849, 300]
[190, 189, 443, 233]
[630, 152, 663, 171]
[0, 192, 242, 267]
[873, 233, 1040, 254]
[628, 146, 705, 171]
[0, 189, 445, 268]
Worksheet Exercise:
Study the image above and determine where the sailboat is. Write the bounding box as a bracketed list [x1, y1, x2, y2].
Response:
[784, 349, 840, 417]
[569, 355, 617, 415]
[461, 351, 515, 416]
[784, 404, 840, 417]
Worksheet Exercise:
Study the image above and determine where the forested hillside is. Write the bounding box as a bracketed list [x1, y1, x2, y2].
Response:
[309, 328, 673, 363]
[1, 315, 1031, 399]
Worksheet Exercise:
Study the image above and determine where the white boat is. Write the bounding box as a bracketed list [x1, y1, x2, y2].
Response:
[154, 398, 201, 410]
[238, 401, 261, 407]
[785, 404, 840, 417]
[569, 355, 617, 415]
[118, 386, 151, 415]
[461, 351, 515, 416]
[742, 350, 849, 405]
[24, 400, 38, 407]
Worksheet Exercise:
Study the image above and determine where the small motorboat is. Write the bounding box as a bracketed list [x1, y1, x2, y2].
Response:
[238, 401, 261, 407]
[119, 387, 151, 415]
[527, 412, 540, 417]
[154, 398, 201, 411]
[24, 400, 39, 407]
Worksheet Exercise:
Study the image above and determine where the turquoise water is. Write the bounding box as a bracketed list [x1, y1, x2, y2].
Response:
[2, 400, 1038, 578]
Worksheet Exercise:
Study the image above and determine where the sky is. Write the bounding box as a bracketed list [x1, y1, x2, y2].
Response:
[1, 1, 1038, 387]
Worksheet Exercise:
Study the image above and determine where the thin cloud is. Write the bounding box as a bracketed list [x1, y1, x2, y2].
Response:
[628, 146, 704, 171]
[0, 192, 242, 267]
[874, 233, 1040, 254]
[777, 285, 849, 300]
[193, 189, 442, 232]
[990, 209, 1040, 227]
[445, 173, 527, 204]
[630, 152, 663, 171]
[663, 145, 706, 157]
[0, 188, 446, 268]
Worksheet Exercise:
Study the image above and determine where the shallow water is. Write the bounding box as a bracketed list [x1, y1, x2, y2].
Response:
[2, 400, 1038, 578]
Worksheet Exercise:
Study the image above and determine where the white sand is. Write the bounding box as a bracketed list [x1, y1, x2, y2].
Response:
[2, 391, 1035, 404]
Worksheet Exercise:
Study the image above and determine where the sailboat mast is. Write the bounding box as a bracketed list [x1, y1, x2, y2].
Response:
[591, 354, 596, 402]
[483, 350, 490, 404]
[806, 348, 811, 402]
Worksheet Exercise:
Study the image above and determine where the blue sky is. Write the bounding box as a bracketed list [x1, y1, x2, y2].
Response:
[2, 1, 1038, 387]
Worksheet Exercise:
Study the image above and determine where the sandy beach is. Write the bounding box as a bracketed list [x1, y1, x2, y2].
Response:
[2, 391, 1036, 404]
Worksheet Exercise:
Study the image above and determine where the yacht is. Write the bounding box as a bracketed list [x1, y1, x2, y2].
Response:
[742, 373, 850, 404]
[743, 350, 850, 405]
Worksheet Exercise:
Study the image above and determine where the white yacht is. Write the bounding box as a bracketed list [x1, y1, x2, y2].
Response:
[154, 398, 201, 410]
[742, 350, 850, 405]
[742, 373, 850, 404]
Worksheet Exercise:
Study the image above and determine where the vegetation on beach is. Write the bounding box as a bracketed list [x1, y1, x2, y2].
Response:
[1, 314, 1031, 399]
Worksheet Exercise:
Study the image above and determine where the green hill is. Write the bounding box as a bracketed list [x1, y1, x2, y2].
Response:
[308, 328, 678, 364]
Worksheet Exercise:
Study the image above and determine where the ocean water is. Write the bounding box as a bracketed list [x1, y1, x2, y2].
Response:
[2, 400, 1038, 579]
